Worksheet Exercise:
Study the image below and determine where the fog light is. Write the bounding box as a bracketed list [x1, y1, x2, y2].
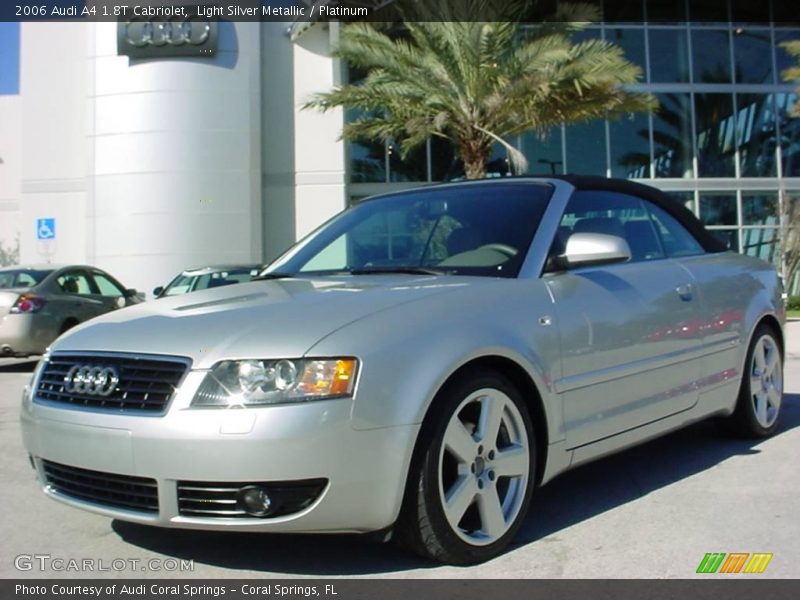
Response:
[238, 485, 272, 517]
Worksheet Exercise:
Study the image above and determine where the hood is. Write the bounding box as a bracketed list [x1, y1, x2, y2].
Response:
[51, 275, 474, 368]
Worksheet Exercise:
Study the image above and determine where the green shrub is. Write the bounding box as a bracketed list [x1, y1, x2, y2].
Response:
[787, 295, 800, 311]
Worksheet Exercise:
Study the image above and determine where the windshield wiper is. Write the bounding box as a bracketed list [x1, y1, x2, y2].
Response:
[347, 267, 446, 276]
[253, 272, 295, 281]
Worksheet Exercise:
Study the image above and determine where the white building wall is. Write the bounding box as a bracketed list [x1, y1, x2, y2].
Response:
[291, 24, 346, 240]
[19, 23, 88, 266]
[0, 96, 22, 264]
[86, 21, 263, 296]
[12, 20, 348, 287]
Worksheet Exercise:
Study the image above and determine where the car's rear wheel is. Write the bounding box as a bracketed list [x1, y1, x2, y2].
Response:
[726, 325, 783, 438]
[59, 319, 78, 335]
[398, 371, 535, 564]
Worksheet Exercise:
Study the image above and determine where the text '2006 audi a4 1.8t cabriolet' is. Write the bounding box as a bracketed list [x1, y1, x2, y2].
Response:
[20, 176, 785, 564]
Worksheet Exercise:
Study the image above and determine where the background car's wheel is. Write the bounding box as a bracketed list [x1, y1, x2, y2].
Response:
[724, 324, 783, 438]
[59, 319, 79, 335]
[398, 370, 536, 564]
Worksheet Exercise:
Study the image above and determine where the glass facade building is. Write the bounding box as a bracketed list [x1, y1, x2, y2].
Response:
[345, 0, 800, 292]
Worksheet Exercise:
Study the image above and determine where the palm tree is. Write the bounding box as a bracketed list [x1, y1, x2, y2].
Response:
[781, 40, 800, 117]
[781, 41, 800, 292]
[305, 3, 656, 180]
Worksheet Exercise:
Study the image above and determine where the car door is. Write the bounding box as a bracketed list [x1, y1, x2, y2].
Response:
[54, 269, 106, 323]
[544, 190, 703, 449]
[645, 203, 750, 402]
[88, 270, 129, 314]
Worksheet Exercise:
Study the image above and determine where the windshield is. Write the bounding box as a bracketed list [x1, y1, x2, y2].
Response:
[266, 182, 553, 279]
[0, 269, 52, 289]
[162, 267, 260, 296]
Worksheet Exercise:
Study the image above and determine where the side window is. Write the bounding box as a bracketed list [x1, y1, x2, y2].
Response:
[646, 203, 705, 257]
[558, 191, 665, 262]
[92, 272, 124, 297]
[56, 271, 93, 295]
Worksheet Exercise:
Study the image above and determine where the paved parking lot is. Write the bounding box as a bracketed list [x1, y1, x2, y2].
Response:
[1, 322, 798, 579]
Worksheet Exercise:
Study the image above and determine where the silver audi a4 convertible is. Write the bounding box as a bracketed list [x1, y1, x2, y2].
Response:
[21, 176, 785, 564]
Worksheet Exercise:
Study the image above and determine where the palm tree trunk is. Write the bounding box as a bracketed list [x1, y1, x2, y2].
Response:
[460, 139, 491, 180]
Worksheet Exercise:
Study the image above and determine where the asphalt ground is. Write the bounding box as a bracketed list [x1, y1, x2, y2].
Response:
[1, 322, 798, 579]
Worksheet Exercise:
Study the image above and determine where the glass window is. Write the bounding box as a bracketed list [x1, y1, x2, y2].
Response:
[736, 94, 778, 177]
[699, 193, 737, 226]
[649, 29, 690, 83]
[430, 137, 459, 181]
[92, 273, 124, 297]
[388, 141, 427, 183]
[607, 28, 647, 79]
[57, 272, 92, 295]
[609, 112, 650, 178]
[665, 191, 695, 213]
[565, 120, 607, 176]
[0, 269, 51, 288]
[162, 274, 195, 297]
[346, 109, 386, 184]
[692, 29, 732, 84]
[522, 128, 564, 176]
[733, 29, 774, 84]
[653, 93, 693, 178]
[776, 93, 800, 177]
[572, 27, 603, 45]
[646, 0, 686, 22]
[646, 203, 705, 257]
[709, 229, 739, 251]
[742, 227, 781, 266]
[775, 30, 800, 75]
[695, 93, 737, 177]
[603, 0, 644, 22]
[272, 183, 553, 278]
[558, 190, 664, 262]
[742, 193, 779, 225]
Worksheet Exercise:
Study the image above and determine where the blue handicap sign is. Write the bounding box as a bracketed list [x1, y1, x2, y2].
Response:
[37, 218, 56, 240]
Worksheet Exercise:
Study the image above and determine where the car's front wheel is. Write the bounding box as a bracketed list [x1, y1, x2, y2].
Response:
[398, 371, 535, 564]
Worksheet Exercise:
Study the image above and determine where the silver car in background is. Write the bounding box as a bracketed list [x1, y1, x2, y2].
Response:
[153, 265, 263, 299]
[20, 177, 784, 564]
[0, 265, 142, 357]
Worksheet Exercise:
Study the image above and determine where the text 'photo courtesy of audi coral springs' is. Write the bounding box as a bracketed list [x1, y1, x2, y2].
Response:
[20, 177, 785, 565]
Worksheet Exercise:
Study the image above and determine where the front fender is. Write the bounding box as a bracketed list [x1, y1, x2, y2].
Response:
[305, 280, 562, 437]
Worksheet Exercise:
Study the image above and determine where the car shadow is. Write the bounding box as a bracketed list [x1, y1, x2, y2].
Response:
[112, 393, 800, 575]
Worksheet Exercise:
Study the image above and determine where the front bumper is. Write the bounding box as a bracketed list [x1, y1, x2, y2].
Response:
[20, 371, 419, 533]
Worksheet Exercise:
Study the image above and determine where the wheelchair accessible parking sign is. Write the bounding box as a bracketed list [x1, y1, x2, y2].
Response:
[37, 218, 56, 240]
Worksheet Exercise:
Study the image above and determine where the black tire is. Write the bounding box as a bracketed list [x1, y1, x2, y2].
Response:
[724, 324, 784, 438]
[397, 370, 536, 564]
[59, 319, 78, 335]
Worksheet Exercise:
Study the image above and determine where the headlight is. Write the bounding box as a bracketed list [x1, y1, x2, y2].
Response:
[191, 358, 358, 408]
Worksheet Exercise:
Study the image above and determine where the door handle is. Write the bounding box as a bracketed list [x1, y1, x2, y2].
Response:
[676, 283, 693, 301]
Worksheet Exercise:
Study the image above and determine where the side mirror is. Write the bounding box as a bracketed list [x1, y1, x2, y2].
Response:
[559, 233, 631, 269]
[152, 286, 163, 298]
[124, 288, 138, 298]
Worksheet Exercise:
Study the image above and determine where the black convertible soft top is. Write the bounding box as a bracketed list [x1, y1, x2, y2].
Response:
[554, 175, 728, 253]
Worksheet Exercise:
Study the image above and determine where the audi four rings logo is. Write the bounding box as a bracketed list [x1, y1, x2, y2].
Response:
[63, 366, 120, 397]
[123, 18, 211, 48]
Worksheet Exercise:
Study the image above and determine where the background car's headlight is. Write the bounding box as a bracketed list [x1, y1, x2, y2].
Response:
[191, 358, 358, 408]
